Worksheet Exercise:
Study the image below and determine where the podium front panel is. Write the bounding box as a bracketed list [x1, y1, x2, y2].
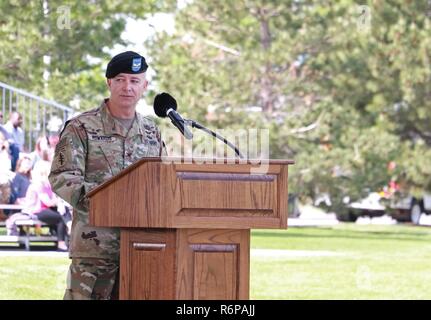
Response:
[90, 160, 289, 229]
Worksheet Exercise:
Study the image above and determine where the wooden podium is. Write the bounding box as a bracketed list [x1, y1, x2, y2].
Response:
[87, 157, 293, 300]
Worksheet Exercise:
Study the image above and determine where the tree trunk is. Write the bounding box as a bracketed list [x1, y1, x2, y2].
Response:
[259, 17, 273, 114]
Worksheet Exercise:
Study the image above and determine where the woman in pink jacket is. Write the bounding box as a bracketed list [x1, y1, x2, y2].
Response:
[7, 160, 70, 251]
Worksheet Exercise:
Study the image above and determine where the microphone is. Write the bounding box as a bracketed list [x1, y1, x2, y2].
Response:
[153, 92, 193, 140]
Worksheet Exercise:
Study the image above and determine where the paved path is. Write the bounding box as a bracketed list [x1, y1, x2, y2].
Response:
[288, 217, 339, 227]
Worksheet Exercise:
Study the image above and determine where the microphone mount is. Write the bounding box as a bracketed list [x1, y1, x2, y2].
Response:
[185, 118, 244, 159]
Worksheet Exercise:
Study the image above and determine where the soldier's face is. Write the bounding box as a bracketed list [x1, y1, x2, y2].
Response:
[107, 73, 148, 109]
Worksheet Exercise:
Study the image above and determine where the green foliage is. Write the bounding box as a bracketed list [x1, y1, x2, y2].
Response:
[146, 0, 431, 209]
[0, 0, 176, 110]
[1, 1, 430, 206]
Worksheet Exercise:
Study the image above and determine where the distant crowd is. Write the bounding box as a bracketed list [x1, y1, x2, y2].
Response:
[0, 111, 71, 251]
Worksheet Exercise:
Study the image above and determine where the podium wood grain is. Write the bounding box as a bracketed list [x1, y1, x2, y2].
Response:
[88, 158, 293, 300]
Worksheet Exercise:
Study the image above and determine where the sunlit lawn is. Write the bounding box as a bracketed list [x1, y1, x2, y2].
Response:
[0, 255, 69, 299]
[250, 223, 431, 299]
[0, 223, 430, 299]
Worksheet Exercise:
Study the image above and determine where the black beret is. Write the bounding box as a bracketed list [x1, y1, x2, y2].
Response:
[105, 51, 148, 78]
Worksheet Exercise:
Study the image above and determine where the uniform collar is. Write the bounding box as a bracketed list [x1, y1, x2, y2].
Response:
[100, 99, 144, 138]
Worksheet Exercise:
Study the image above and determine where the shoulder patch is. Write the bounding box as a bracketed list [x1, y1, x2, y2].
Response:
[56, 139, 68, 168]
[59, 106, 101, 137]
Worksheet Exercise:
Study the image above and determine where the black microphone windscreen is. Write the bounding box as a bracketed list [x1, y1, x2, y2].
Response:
[153, 92, 177, 118]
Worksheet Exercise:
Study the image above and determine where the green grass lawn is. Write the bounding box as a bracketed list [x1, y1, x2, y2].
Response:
[0, 256, 69, 299]
[0, 223, 430, 299]
[250, 223, 431, 299]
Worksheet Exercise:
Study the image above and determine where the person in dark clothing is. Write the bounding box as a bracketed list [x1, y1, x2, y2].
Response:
[5, 156, 32, 216]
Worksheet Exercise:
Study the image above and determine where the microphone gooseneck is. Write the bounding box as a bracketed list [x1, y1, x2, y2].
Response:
[153, 92, 244, 159]
[187, 119, 244, 159]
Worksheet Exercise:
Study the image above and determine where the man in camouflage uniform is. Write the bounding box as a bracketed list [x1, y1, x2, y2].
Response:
[49, 51, 166, 300]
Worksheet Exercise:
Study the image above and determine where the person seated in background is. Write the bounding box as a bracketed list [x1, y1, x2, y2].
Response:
[0, 131, 11, 171]
[3, 155, 33, 217]
[3, 112, 24, 171]
[6, 160, 70, 251]
[29, 135, 52, 168]
[48, 134, 59, 150]
[0, 131, 14, 220]
[0, 111, 18, 172]
[0, 111, 10, 153]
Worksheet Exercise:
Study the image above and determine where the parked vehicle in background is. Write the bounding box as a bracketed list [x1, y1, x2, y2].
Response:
[346, 192, 385, 220]
[388, 193, 431, 225]
[345, 191, 431, 224]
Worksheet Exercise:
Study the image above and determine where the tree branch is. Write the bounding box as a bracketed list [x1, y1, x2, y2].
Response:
[289, 111, 325, 135]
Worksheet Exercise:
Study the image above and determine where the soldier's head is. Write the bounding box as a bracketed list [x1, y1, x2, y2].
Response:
[105, 51, 148, 110]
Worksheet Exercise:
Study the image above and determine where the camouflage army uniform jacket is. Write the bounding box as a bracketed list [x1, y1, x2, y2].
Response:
[49, 99, 165, 261]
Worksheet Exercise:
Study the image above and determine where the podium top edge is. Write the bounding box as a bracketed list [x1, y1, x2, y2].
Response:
[132, 157, 295, 165]
[86, 157, 294, 197]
